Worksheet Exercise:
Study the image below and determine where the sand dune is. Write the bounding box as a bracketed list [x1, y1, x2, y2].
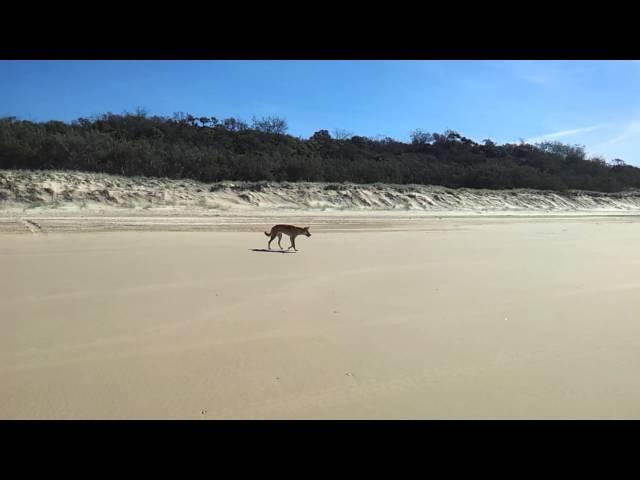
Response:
[3, 169, 640, 215]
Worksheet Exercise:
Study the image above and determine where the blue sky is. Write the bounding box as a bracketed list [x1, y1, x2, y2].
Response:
[2, 60, 639, 164]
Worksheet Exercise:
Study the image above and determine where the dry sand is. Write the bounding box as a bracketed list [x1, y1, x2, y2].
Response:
[2, 213, 640, 419]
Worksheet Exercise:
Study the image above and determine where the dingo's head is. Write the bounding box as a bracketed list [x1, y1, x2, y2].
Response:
[304, 227, 311, 237]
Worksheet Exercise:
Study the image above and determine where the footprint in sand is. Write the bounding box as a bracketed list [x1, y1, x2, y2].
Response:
[21, 219, 44, 234]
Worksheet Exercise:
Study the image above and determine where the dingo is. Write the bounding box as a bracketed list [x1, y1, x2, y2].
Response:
[264, 225, 311, 251]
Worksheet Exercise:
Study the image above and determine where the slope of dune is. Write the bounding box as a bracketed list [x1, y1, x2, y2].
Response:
[3, 169, 640, 214]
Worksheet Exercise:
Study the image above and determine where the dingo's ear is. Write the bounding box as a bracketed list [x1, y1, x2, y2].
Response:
[304, 226, 310, 230]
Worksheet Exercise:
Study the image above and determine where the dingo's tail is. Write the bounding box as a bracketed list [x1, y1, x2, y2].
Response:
[264, 229, 271, 236]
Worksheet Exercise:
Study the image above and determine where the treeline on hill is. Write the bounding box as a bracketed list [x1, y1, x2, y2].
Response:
[1, 111, 638, 192]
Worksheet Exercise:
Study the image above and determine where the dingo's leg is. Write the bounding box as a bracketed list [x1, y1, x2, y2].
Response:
[268, 233, 277, 249]
[288, 235, 297, 251]
[277, 233, 283, 250]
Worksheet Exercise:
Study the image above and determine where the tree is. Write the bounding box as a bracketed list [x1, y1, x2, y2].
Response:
[186, 115, 197, 127]
[76, 117, 92, 128]
[310, 130, 332, 142]
[332, 128, 352, 140]
[444, 130, 462, 142]
[222, 117, 248, 132]
[2, 111, 639, 193]
[173, 112, 187, 123]
[410, 129, 433, 145]
[590, 156, 608, 167]
[349, 136, 369, 146]
[535, 141, 585, 159]
[251, 116, 288, 134]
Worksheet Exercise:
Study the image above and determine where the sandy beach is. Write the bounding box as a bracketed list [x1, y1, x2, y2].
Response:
[6, 56, 640, 423]
[2, 213, 640, 419]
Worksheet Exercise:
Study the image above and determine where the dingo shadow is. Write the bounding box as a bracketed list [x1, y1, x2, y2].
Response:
[250, 249, 297, 254]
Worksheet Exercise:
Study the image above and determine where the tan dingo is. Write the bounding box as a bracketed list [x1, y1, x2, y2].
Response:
[264, 225, 311, 251]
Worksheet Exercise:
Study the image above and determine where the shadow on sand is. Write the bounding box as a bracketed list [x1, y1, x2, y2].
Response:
[250, 249, 297, 254]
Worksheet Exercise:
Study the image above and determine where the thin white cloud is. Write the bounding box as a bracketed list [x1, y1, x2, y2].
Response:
[525, 124, 609, 144]
[584, 121, 640, 165]
[590, 121, 640, 150]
